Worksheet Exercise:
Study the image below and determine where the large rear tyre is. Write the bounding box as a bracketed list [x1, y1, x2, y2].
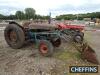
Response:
[39, 40, 54, 57]
[4, 24, 25, 49]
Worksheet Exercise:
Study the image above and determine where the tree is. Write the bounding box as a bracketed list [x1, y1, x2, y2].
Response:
[0, 14, 4, 19]
[8, 15, 16, 20]
[25, 8, 35, 19]
[15, 11, 25, 20]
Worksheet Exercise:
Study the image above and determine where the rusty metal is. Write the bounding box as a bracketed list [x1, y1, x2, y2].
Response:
[29, 23, 57, 30]
[72, 41, 99, 64]
[22, 21, 32, 28]
[81, 43, 99, 64]
[22, 21, 57, 30]
[9, 31, 17, 42]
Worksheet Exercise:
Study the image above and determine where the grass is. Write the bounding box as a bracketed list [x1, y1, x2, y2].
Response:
[54, 50, 81, 61]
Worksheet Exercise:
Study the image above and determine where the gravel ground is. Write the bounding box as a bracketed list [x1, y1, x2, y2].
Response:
[84, 27, 100, 65]
[0, 24, 99, 75]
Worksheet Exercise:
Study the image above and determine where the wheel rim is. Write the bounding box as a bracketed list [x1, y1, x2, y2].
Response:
[40, 43, 48, 54]
[9, 30, 17, 42]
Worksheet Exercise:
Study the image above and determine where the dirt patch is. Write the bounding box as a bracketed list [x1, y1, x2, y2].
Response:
[0, 26, 99, 75]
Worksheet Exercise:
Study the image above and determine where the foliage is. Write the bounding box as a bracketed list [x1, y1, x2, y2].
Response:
[25, 8, 35, 19]
[15, 11, 25, 20]
[0, 8, 100, 20]
[0, 8, 49, 20]
[56, 12, 100, 20]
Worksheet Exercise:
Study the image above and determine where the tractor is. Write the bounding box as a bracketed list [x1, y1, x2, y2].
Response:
[4, 21, 84, 56]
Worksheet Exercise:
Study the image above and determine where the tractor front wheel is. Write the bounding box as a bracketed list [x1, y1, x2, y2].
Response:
[39, 40, 54, 56]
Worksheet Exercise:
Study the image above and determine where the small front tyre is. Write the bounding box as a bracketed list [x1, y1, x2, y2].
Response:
[39, 40, 54, 57]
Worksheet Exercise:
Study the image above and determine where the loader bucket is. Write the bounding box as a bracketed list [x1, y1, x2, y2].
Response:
[81, 43, 99, 64]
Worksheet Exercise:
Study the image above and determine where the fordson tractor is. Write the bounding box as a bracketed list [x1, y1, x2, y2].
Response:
[4, 21, 84, 56]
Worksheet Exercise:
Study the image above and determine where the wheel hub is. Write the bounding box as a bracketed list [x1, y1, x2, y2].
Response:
[9, 31, 17, 42]
[75, 36, 81, 42]
[40, 43, 48, 54]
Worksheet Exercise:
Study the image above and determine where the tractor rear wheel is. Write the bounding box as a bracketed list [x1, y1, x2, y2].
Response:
[39, 40, 54, 56]
[4, 24, 25, 49]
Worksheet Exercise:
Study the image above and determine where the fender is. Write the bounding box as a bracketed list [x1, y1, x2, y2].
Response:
[9, 21, 24, 30]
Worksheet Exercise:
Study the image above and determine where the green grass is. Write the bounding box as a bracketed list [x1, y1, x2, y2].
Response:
[54, 50, 81, 61]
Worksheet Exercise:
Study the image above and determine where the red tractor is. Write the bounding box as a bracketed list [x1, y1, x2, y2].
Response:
[57, 23, 84, 43]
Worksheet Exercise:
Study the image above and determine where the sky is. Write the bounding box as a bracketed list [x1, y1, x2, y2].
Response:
[0, 0, 100, 17]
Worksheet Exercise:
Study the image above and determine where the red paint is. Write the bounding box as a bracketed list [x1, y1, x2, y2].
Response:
[57, 23, 84, 31]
